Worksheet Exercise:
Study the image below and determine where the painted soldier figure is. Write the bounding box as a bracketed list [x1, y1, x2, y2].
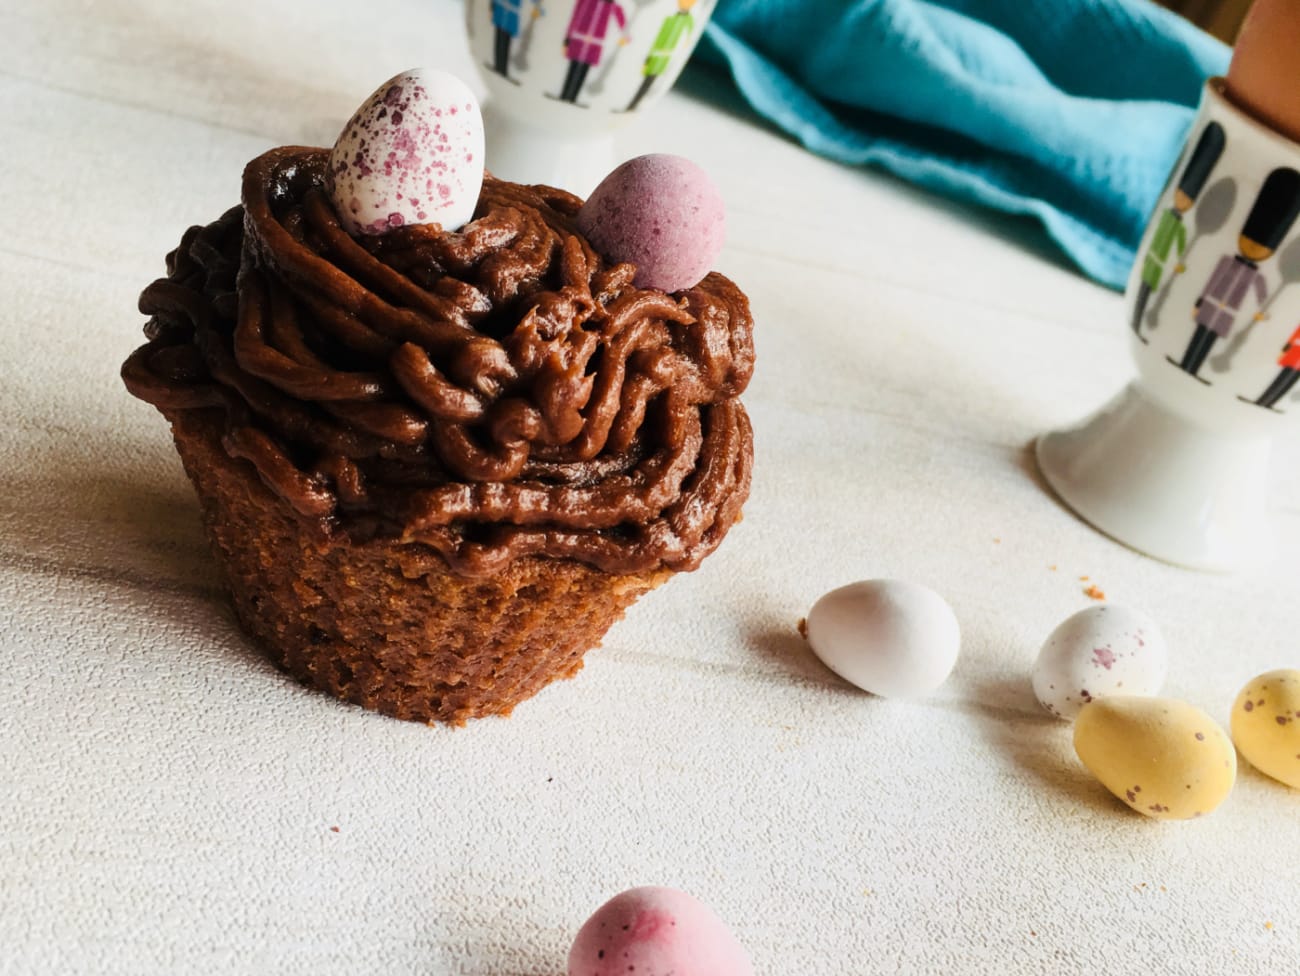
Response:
[558, 0, 628, 104]
[1170, 167, 1300, 381]
[490, 0, 542, 80]
[1242, 324, 1300, 411]
[624, 0, 696, 113]
[1131, 121, 1226, 341]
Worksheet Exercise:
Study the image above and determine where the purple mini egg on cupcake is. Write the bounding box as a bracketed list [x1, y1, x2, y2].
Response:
[577, 154, 726, 293]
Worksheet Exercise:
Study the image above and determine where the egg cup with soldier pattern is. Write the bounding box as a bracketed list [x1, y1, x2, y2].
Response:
[1038, 79, 1300, 572]
[467, 0, 715, 192]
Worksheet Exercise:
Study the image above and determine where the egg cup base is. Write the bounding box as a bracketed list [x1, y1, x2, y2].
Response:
[1036, 382, 1273, 573]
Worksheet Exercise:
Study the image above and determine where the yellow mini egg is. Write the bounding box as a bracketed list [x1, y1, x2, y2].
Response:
[1074, 697, 1236, 821]
[1231, 669, 1300, 790]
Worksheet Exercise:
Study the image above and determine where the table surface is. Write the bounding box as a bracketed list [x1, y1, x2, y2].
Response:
[3, 1, 1299, 973]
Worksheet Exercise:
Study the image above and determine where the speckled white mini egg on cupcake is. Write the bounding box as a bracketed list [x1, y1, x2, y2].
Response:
[327, 68, 484, 235]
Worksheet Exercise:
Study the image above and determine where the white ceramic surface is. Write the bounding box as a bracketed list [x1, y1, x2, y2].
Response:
[1039, 79, 1300, 571]
[465, 0, 715, 191]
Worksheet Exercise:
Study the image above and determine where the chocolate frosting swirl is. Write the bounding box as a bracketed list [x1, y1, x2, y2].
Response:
[123, 147, 754, 578]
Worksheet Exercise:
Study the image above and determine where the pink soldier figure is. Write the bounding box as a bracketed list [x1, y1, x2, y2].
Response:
[1169, 166, 1300, 381]
[557, 0, 628, 104]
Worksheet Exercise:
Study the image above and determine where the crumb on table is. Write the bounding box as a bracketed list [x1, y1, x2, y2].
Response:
[1083, 584, 1106, 601]
[797, 617, 808, 639]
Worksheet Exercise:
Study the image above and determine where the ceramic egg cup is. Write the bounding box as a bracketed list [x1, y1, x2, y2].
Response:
[1038, 79, 1300, 572]
[465, 0, 714, 193]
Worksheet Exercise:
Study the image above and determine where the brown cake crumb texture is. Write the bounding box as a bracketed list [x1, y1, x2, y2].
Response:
[171, 410, 667, 724]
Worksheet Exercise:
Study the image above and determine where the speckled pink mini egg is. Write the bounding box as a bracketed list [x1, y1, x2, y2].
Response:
[577, 154, 726, 293]
[1032, 605, 1168, 721]
[327, 68, 484, 236]
[568, 887, 753, 976]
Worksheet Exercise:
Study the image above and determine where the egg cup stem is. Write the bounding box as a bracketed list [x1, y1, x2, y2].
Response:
[1037, 381, 1272, 571]
[483, 107, 614, 195]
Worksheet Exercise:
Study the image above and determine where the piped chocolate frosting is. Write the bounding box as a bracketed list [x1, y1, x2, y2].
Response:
[123, 147, 754, 578]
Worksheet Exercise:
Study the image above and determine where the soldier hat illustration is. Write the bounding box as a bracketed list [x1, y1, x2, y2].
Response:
[1170, 165, 1300, 381]
[1176, 121, 1227, 203]
[1241, 165, 1300, 253]
[1131, 121, 1227, 340]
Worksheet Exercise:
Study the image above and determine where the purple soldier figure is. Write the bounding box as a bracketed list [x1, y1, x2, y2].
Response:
[1169, 167, 1300, 381]
[557, 0, 628, 104]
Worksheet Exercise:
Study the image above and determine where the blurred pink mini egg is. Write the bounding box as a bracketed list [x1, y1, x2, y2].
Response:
[568, 886, 753, 976]
[327, 68, 484, 236]
[577, 154, 726, 293]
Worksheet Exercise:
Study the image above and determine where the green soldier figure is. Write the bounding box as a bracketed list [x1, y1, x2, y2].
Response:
[623, 0, 696, 113]
[1131, 121, 1226, 342]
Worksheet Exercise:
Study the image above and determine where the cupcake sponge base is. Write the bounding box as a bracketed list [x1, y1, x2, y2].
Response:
[167, 410, 667, 725]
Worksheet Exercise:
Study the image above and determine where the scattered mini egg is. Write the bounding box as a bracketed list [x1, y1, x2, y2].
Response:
[1231, 668, 1300, 790]
[568, 887, 753, 976]
[327, 68, 485, 236]
[1031, 605, 1167, 721]
[576, 154, 726, 292]
[1074, 697, 1236, 821]
[805, 580, 960, 698]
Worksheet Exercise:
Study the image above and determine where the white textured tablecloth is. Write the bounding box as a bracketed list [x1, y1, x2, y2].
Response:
[3, 2, 1299, 973]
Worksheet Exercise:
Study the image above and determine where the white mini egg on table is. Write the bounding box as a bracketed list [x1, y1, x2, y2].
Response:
[805, 579, 961, 698]
[1032, 605, 1167, 720]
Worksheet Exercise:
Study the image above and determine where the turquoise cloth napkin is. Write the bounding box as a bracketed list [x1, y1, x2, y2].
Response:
[696, 0, 1230, 289]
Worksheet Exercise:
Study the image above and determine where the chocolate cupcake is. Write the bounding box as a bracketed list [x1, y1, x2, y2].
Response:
[121, 70, 754, 724]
